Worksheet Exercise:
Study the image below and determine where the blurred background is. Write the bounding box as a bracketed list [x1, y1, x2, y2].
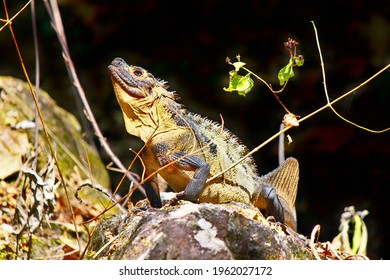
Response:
[1, 0, 389, 259]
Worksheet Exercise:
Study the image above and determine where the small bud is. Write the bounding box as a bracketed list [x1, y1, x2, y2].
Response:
[283, 113, 300, 127]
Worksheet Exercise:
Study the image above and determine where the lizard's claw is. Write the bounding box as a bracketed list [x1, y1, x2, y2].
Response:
[163, 192, 183, 208]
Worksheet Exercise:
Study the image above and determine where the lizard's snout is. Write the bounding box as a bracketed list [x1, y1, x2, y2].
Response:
[110, 57, 128, 68]
[108, 58, 156, 98]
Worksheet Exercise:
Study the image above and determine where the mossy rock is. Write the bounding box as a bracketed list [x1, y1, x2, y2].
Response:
[86, 201, 315, 260]
[0, 76, 120, 259]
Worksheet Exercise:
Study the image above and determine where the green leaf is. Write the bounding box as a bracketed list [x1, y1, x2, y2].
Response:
[294, 56, 304, 67]
[223, 71, 254, 96]
[278, 59, 294, 85]
[351, 214, 363, 254]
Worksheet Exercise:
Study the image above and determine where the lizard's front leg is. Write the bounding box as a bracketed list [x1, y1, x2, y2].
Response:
[170, 151, 210, 202]
[153, 143, 210, 203]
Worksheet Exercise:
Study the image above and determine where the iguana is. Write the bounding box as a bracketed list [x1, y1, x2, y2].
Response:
[108, 58, 299, 230]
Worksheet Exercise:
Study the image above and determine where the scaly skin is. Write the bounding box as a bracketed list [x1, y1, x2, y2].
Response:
[108, 58, 299, 230]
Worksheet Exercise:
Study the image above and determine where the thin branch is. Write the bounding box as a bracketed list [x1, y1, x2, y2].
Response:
[42, 0, 142, 191]
[278, 123, 285, 165]
[207, 124, 290, 183]
[311, 21, 390, 133]
[2, 0, 82, 255]
[242, 66, 290, 113]
[30, 0, 40, 169]
[309, 225, 322, 260]
[298, 62, 390, 126]
[0, 0, 32, 30]
[209, 51, 390, 183]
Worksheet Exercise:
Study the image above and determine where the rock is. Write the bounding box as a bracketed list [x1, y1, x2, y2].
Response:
[0, 76, 110, 186]
[87, 200, 314, 260]
[0, 76, 119, 260]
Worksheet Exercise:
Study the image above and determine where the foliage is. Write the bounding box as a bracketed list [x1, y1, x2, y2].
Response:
[224, 38, 304, 98]
[332, 206, 369, 255]
[223, 67, 254, 96]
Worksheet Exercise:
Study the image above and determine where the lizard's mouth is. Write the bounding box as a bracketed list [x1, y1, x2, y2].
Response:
[108, 58, 146, 98]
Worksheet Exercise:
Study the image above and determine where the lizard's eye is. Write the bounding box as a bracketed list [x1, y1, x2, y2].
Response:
[133, 69, 143, 77]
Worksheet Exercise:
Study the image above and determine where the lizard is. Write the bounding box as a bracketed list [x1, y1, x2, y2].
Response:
[108, 57, 299, 230]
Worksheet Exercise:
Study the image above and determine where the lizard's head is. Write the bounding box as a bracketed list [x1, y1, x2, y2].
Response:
[108, 57, 160, 98]
[108, 58, 179, 140]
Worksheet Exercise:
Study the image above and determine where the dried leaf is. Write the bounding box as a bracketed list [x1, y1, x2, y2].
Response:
[13, 157, 59, 234]
[22, 169, 47, 187]
[0, 154, 23, 180]
[283, 113, 299, 127]
[13, 120, 36, 129]
[0, 129, 30, 179]
[12, 195, 29, 234]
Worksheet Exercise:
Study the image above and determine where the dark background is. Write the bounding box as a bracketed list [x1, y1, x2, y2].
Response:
[1, 0, 389, 259]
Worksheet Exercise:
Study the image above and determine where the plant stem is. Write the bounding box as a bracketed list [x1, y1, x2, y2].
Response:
[243, 66, 290, 113]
